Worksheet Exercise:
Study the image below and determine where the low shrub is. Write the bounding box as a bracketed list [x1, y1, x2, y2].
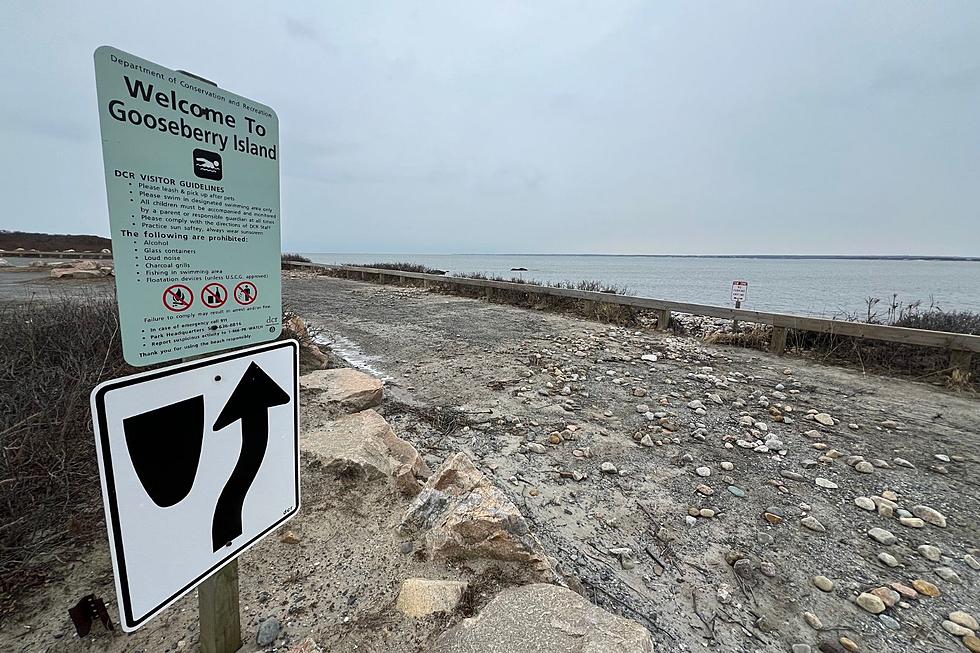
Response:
[0, 296, 131, 610]
[0, 297, 326, 613]
[281, 253, 312, 268]
[346, 261, 447, 275]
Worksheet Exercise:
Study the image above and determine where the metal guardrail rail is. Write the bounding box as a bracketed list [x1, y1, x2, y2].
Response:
[288, 262, 979, 374]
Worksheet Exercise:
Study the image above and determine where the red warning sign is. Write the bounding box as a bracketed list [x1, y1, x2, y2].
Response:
[201, 282, 228, 309]
[163, 284, 194, 312]
[234, 281, 258, 305]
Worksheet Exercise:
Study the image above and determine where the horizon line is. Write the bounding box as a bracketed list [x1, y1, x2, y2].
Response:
[293, 252, 980, 262]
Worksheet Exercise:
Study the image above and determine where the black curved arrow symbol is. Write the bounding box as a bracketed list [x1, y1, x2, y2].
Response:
[210, 361, 290, 552]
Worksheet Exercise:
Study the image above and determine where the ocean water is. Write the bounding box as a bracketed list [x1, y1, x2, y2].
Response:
[304, 254, 980, 317]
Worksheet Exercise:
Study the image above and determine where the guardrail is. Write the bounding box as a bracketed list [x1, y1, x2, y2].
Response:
[287, 262, 978, 375]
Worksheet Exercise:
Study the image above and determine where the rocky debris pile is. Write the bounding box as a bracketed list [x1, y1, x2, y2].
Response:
[302, 408, 430, 494]
[293, 360, 652, 650]
[412, 319, 980, 652]
[41, 259, 114, 278]
[400, 452, 557, 583]
[285, 314, 342, 372]
[432, 584, 654, 652]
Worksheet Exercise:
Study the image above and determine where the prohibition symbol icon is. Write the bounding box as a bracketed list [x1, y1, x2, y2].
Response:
[163, 284, 193, 312]
[234, 281, 258, 306]
[201, 282, 228, 309]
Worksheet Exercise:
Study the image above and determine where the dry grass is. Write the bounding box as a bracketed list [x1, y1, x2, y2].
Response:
[0, 297, 130, 612]
[0, 298, 317, 615]
[346, 261, 447, 275]
[326, 265, 637, 324]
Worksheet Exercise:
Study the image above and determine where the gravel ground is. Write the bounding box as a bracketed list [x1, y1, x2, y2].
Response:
[1, 270, 977, 652]
[283, 272, 980, 653]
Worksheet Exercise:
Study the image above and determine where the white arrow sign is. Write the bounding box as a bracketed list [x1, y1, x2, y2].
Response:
[90, 340, 299, 631]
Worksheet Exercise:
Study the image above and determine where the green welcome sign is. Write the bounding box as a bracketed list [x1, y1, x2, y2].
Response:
[94, 46, 281, 366]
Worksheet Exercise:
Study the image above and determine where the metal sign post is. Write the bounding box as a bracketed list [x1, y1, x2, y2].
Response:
[731, 280, 748, 331]
[93, 46, 290, 652]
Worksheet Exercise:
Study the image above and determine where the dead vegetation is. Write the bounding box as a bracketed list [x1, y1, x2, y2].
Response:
[0, 297, 318, 616]
[321, 265, 638, 325]
[0, 296, 129, 613]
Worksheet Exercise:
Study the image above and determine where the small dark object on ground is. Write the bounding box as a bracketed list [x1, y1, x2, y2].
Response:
[68, 594, 114, 637]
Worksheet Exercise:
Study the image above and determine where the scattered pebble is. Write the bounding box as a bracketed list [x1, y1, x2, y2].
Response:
[256, 617, 282, 646]
[868, 527, 897, 545]
[856, 592, 886, 614]
[813, 575, 834, 592]
[911, 579, 941, 598]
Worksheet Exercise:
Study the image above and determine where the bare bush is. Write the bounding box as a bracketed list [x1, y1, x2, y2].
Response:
[0, 297, 131, 610]
[346, 261, 447, 275]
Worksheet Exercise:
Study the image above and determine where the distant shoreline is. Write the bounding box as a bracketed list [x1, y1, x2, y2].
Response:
[302, 252, 980, 262]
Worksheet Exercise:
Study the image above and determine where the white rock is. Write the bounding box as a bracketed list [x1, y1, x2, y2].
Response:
[813, 413, 834, 426]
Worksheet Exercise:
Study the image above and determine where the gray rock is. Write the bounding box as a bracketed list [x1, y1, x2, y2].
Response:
[815, 477, 838, 489]
[911, 504, 947, 527]
[854, 497, 876, 511]
[868, 527, 897, 545]
[917, 544, 941, 561]
[256, 617, 281, 646]
[942, 620, 973, 637]
[801, 516, 826, 533]
[600, 461, 618, 474]
[300, 368, 383, 415]
[432, 584, 653, 652]
[813, 413, 834, 426]
[813, 575, 834, 592]
[733, 558, 754, 579]
[879, 614, 900, 630]
[936, 567, 962, 584]
[854, 461, 874, 474]
[803, 611, 823, 630]
[950, 611, 980, 631]
[856, 592, 886, 614]
[877, 552, 900, 567]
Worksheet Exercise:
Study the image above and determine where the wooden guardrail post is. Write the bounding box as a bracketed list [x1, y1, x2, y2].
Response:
[950, 349, 973, 378]
[655, 309, 670, 331]
[769, 326, 788, 354]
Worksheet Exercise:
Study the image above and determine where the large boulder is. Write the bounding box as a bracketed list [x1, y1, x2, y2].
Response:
[401, 453, 555, 581]
[49, 268, 102, 279]
[433, 584, 653, 653]
[0, 258, 13, 268]
[302, 409, 429, 494]
[285, 315, 333, 372]
[396, 578, 468, 618]
[72, 260, 100, 270]
[301, 368, 383, 415]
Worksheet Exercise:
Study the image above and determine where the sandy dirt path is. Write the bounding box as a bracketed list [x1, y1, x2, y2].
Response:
[284, 272, 980, 653]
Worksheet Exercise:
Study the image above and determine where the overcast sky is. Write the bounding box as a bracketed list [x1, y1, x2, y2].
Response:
[3, 2, 979, 255]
